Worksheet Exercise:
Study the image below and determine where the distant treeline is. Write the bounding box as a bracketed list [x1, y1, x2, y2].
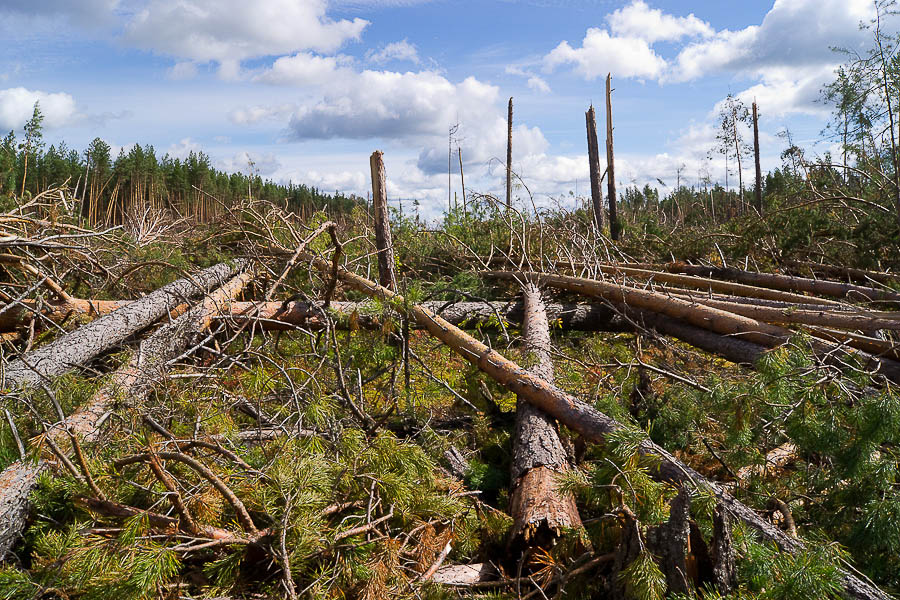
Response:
[0, 114, 364, 226]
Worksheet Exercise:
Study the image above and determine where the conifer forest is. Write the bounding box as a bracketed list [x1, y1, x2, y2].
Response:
[4, 3, 900, 600]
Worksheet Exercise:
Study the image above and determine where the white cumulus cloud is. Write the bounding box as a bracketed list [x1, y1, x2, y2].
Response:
[123, 0, 368, 76]
[543, 28, 667, 80]
[366, 39, 420, 64]
[0, 88, 78, 131]
[607, 0, 713, 43]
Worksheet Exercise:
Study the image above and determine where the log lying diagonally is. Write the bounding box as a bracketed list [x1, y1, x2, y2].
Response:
[485, 271, 900, 384]
[508, 282, 582, 549]
[3, 260, 248, 389]
[0, 268, 254, 559]
[301, 253, 890, 600]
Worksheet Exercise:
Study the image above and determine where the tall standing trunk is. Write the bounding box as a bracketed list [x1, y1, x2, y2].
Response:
[370, 150, 396, 291]
[752, 101, 763, 214]
[508, 283, 583, 550]
[458, 147, 467, 217]
[506, 97, 513, 211]
[732, 105, 744, 213]
[606, 74, 619, 240]
[585, 105, 605, 232]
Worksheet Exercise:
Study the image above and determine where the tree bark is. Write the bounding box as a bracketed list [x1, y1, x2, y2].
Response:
[647, 262, 900, 303]
[585, 105, 605, 232]
[506, 97, 513, 211]
[752, 101, 763, 214]
[486, 271, 900, 384]
[300, 255, 892, 600]
[0, 269, 254, 558]
[508, 283, 582, 550]
[370, 150, 396, 291]
[590, 264, 841, 306]
[606, 74, 619, 240]
[4, 260, 246, 389]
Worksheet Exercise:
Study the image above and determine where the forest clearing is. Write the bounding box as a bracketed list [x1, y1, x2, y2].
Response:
[3, 2, 900, 600]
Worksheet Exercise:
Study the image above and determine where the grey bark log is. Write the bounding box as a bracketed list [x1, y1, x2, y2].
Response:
[4, 261, 245, 388]
[0, 268, 253, 559]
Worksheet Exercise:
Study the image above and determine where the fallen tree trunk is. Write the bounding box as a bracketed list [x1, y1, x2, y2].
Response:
[508, 282, 582, 550]
[486, 271, 900, 384]
[3, 260, 247, 389]
[591, 264, 841, 306]
[641, 262, 900, 304]
[1, 298, 634, 333]
[669, 295, 900, 332]
[303, 256, 890, 600]
[0, 269, 254, 558]
[783, 260, 898, 286]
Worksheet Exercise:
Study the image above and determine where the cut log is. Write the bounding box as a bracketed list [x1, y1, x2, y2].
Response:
[302, 255, 891, 600]
[734, 442, 797, 483]
[508, 282, 582, 550]
[0, 269, 254, 559]
[3, 260, 247, 389]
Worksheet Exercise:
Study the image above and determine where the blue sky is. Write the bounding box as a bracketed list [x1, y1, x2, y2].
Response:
[0, 0, 883, 218]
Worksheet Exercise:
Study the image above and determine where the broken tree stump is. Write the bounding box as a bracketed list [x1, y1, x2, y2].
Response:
[508, 282, 582, 550]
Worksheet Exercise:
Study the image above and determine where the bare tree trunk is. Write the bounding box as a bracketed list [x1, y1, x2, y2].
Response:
[4, 260, 248, 389]
[370, 150, 396, 290]
[606, 74, 619, 240]
[508, 283, 582, 550]
[506, 97, 513, 211]
[733, 105, 744, 212]
[300, 254, 892, 600]
[0, 269, 254, 558]
[458, 147, 466, 216]
[585, 105, 605, 232]
[752, 101, 763, 214]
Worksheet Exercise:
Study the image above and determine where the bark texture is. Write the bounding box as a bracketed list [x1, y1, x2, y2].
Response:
[508, 283, 582, 549]
[606, 74, 619, 241]
[370, 150, 396, 290]
[302, 255, 891, 600]
[0, 269, 254, 559]
[4, 260, 245, 388]
[585, 105, 605, 231]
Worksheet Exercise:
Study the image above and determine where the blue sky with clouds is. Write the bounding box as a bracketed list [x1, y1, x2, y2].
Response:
[0, 0, 884, 218]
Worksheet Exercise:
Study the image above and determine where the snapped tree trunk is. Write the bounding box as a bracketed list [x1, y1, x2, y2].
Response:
[585, 105, 605, 232]
[507, 97, 513, 211]
[0, 269, 254, 558]
[4, 260, 246, 389]
[752, 101, 763, 214]
[370, 150, 396, 291]
[508, 283, 582, 550]
[300, 254, 892, 600]
[606, 74, 619, 240]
